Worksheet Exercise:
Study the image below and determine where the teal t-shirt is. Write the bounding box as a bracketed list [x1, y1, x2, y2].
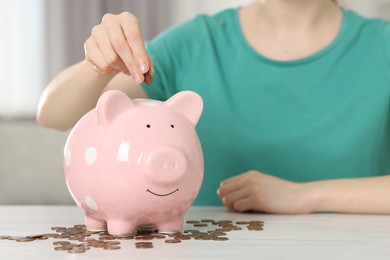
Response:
[142, 8, 390, 206]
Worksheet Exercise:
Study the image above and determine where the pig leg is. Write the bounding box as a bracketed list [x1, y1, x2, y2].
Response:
[85, 215, 107, 231]
[107, 219, 136, 236]
[155, 218, 184, 233]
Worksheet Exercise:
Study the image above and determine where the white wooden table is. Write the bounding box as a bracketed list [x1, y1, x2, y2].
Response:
[0, 206, 389, 259]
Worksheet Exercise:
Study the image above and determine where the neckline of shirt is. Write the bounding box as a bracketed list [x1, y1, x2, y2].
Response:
[230, 7, 350, 67]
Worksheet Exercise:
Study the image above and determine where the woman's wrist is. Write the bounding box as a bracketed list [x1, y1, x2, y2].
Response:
[81, 60, 119, 81]
[301, 181, 324, 213]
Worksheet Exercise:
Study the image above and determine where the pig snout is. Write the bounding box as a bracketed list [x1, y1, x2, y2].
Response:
[143, 147, 187, 185]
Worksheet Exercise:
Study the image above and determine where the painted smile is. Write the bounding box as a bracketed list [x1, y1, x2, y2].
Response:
[146, 188, 179, 197]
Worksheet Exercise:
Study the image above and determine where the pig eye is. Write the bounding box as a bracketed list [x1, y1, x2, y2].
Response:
[146, 124, 151, 128]
[170, 124, 175, 128]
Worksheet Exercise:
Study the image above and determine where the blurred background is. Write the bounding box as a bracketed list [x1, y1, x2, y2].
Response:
[1, 0, 389, 205]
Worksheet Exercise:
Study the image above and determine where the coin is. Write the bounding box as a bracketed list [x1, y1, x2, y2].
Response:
[26, 234, 44, 239]
[207, 231, 227, 236]
[165, 239, 181, 243]
[215, 228, 231, 232]
[68, 248, 86, 254]
[0, 218, 265, 254]
[53, 241, 70, 246]
[98, 236, 115, 240]
[136, 245, 153, 249]
[200, 219, 214, 223]
[104, 241, 120, 245]
[54, 246, 71, 251]
[8, 236, 26, 240]
[176, 235, 191, 240]
[249, 221, 264, 224]
[151, 234, 166, 239]
[115, 235, 134, 240]
[16, 238, 34, 242]
[186, 220, 200, 224]
[193, 223, 208, 227]
[103, 245, 121, 250]
[194, 235, 211, 240]
[230, 226, 242, 231]
[248, 226, 263, 231]
[135, 241, 153, 249]
[217, 220, 233, 224]
[236, 221, 250, 225]
[51, 226, 66, 231]
[135, 242, 153, 246]
[184, 229, 200, 234]
[144, 70, 153, 85]
[135, 235, 153, 240]
[212, 236, 229, 241]
[74, 224, 86, 229]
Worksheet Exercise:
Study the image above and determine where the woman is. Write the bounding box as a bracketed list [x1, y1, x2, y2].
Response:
[37, 0, 390, 214]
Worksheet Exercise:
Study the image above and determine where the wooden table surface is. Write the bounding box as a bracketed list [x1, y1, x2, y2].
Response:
[0, 206, 389, 259]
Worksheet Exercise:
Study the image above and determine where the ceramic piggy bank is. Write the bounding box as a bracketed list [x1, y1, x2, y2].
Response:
[63, 90, 204, 235]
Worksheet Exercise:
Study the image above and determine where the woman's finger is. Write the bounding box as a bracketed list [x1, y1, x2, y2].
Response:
[92, 24, 126, 72]
[232, 196, 256, 213]
[222, 188, 251, 211]
[121, 13, 150, 74]
[217, 179, 242, 198]
[84, 38, 115, 75]
[105, 17, 141, 81]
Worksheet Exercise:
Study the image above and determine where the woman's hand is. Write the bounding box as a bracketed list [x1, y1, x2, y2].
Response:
[84, 12, 153, 84]
[218, 170, 313, 214]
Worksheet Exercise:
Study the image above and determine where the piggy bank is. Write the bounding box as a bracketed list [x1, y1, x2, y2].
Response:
[63, 90, 204, 235]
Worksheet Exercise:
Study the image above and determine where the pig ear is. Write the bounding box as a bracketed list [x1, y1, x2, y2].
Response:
[96, 90, 135, 126]
[165, 91, 203, 125]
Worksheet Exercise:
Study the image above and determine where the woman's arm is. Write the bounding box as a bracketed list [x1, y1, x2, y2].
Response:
[306, 174, 390, 214]
[36, 61, 146, 131]
[218, 170, 390, 214]
[36, 12, 152, 131]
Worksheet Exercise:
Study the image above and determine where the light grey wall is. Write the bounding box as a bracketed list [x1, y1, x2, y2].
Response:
[0, 121, 72, 204]
[346, 0, 390, 19]
[44, 0, 178, 83]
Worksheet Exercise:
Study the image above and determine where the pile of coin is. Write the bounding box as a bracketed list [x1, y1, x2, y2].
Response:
[0, 218, 264, 254]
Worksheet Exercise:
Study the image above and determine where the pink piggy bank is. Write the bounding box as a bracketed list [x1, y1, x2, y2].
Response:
[63, 90, 204, 235]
